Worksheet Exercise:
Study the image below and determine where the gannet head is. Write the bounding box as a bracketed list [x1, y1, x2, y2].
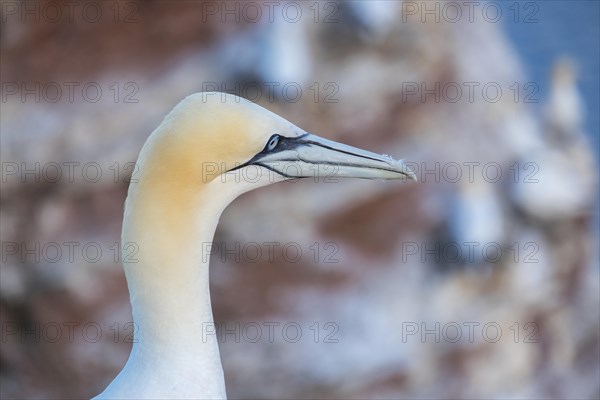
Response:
[136, 92, 415, 199]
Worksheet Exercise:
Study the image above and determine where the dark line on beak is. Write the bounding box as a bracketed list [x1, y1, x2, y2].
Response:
[301, 139, 384, 163]
[254, 162, 298, 179]
[274, 158, 409, 176]
[228, 161, 300, 179]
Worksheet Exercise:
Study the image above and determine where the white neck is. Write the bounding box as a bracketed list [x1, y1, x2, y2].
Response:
[96, 177, 240, 399]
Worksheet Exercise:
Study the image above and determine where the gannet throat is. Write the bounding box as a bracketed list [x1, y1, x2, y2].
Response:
[94, 92, 415, 400]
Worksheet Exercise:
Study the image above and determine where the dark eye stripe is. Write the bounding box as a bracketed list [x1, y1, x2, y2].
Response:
[228, 133, 310, 173]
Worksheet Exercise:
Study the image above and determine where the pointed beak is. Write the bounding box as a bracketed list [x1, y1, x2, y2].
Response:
[243, 133, 416, 181]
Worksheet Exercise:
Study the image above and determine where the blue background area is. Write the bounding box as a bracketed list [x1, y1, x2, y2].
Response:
[502, 0, 600, 152]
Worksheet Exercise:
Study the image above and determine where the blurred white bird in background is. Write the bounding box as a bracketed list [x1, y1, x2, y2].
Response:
[510, 57, 596, 222]
[448, 179, 506, 267]
[217, 11, 312, 91]
[545, 58, 585, 140]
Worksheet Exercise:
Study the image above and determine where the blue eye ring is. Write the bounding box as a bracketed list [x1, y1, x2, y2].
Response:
[267, 135, 280, 151]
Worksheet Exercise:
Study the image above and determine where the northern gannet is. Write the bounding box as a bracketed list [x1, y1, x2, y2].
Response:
[95, 92, 415, 399]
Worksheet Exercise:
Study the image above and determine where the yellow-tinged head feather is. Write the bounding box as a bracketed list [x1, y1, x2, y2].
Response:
[137, 92, 302, 188]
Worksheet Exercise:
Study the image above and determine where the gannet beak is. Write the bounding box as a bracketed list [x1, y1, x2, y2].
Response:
[235, 133, 417, 181]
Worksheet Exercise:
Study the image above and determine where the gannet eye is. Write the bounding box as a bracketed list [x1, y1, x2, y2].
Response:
[267, 135, 280, 151]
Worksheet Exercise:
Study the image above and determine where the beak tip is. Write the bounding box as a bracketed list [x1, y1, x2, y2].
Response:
[407, 170, 418, 182]
[396, 160, 417, 182]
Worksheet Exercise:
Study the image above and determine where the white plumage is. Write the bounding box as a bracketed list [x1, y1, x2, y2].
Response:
[95, 92, 415, 399]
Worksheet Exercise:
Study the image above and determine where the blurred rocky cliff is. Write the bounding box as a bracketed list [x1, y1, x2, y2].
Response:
[1, 1, 598, 399]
